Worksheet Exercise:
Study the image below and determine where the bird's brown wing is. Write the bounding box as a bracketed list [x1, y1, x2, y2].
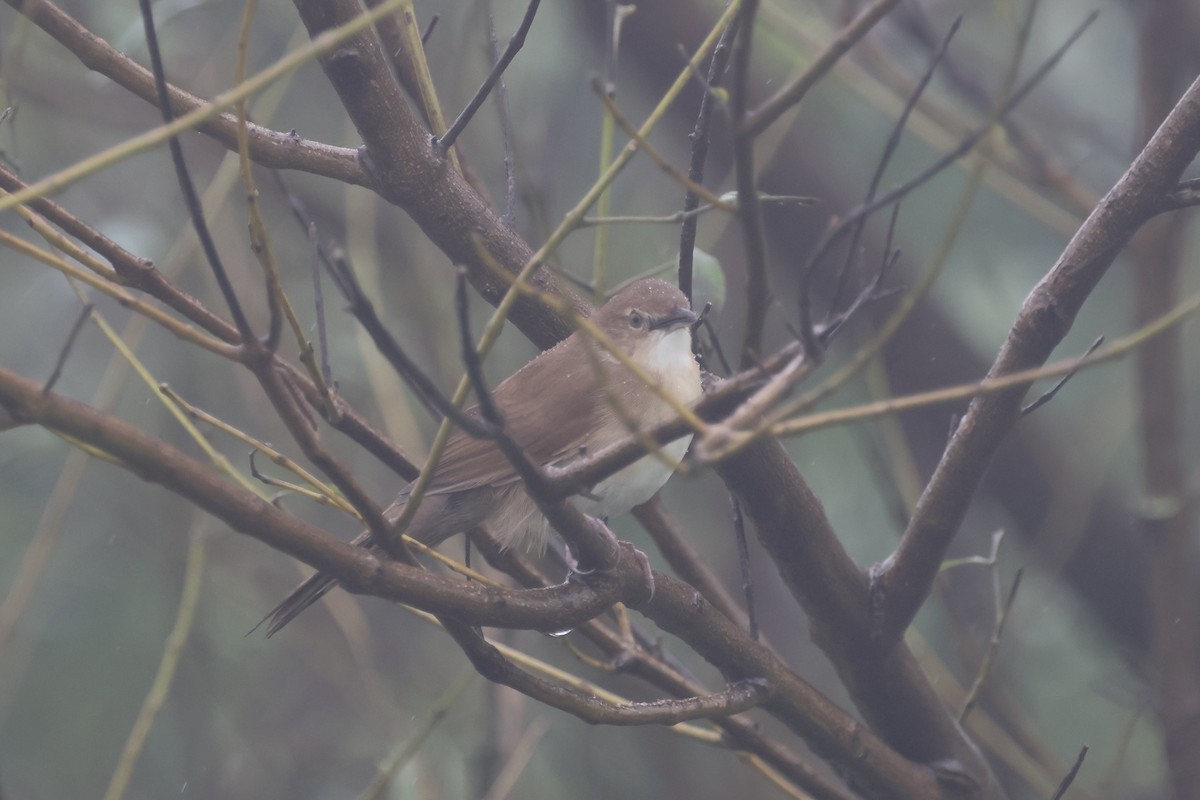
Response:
[427, 337, 611, 495]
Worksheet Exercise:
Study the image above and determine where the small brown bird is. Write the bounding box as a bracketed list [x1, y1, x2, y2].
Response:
[262, 278, 702, 635]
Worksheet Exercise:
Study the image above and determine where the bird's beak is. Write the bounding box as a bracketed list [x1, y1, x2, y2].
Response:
[649, 306, 698, 332]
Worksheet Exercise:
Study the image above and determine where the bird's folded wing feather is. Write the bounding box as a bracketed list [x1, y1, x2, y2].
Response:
[427, 339, 613, 495]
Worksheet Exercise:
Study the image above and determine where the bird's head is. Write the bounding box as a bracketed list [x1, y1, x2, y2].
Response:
[593, 278, 698, 378]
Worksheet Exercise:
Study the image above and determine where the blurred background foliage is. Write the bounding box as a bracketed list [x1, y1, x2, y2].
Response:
[0, 0, 1196, 798]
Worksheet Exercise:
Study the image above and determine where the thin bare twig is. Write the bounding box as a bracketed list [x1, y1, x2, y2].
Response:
[42, 302, 92, 394]
[730, 0, 770, 369]
[435, 0, 541, 154]
[699, 305, 734, 376]
[768, 302, 1200, 440]
[232, 0, 285, 355]
[731, 495, 758, 640]
[1050, 746, 1089, 800]
[679, 18, 739, 305]
[330, 251, 495, 439]
[447, 619, 770, 725]
[740, 0, 899, 138]
[359, 670, 474, 800]
[802, 10, 1097, 297]
[420, 14, 439, 44]
[814, 204, 900, 344]
[271, 171, 344, 390]
[823, 17, 960, 325]
[1021, 336, 1104, 416]
[959, 566, 1023, 723]
[302, 219, 333, 385]
[479, 718, 550, 800]
[102, 532, 206, 800]
[454, 271, 505, 431]
[591, 79, 734, 211]
[138, 0, 252, 342]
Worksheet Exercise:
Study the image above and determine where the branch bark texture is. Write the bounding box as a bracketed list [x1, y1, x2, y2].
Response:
[872, 72, 1200, 648]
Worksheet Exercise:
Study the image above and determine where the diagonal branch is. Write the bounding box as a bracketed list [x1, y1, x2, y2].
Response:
[434, 0, 541, 154]
[869, 72, 1200, 649]
[739, 0, 899, 138]
[713, 438, 1002, 793]
[3, 0, 367, 185]
[290, 0, 587, 351]
[139, 0, 253, 343]
[468, 528, 852, 799]
[645, 571, 948, 797]
[678, 19, 738, 305]
[0, 365, 649, 630]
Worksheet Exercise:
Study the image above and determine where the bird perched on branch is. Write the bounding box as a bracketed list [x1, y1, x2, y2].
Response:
[260, 278, 702, 636]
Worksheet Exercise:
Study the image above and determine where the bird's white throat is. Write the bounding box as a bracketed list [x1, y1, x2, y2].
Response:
[573, 325, 700, 521]
[634, 326, 703, 406]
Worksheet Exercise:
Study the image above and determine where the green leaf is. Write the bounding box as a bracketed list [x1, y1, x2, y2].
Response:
[685, 248, 726, 310]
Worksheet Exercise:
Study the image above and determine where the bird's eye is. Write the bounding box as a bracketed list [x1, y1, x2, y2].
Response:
[628, 310, 645, 329]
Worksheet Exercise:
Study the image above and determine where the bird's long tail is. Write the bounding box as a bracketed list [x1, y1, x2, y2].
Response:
[249, 531, 375, 638]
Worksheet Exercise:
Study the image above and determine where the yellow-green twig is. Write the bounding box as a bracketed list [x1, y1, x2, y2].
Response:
[693, 286, 1200, 462]
[0, 230, 237, 358]
[0, 0, 410, 215]
[398, 2, 459, 173]
[358, 669, 476, 800]
[233, 0, 336, 419]
[770, 289, 1200, 438]
[595, 80, 736, 212]
[102, 532, 206, 800]
[157, 383, 349, 511]
[78, 299, 268, 499]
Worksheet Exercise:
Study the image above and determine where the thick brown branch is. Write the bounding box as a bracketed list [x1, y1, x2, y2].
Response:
[290, 0, 587, 351]
[0, 365, 650, 630]
[715, 440, 1000, 796]
[645, 572, 951, 798]
[870, 72, 1200, 648]
[472, 532, 853, 800]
